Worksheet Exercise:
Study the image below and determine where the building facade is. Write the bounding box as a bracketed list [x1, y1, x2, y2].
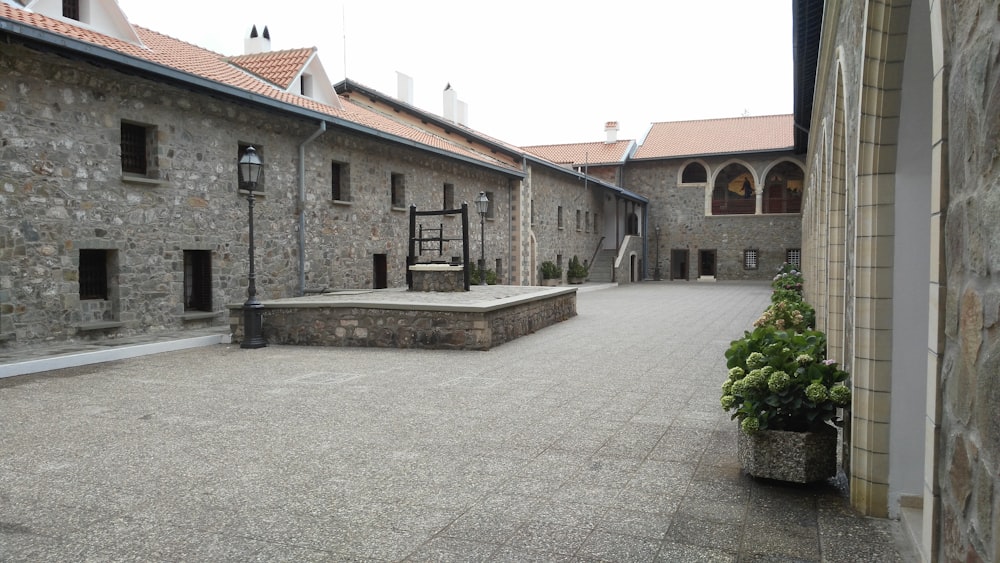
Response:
[795, 0, 1000, 560]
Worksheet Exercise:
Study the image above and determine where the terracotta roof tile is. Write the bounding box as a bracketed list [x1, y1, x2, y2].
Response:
[227, 48, 315, 89]
[633, 114, 794, 160]
[0, 5, 521, 174]
[522, 140, 634, 167]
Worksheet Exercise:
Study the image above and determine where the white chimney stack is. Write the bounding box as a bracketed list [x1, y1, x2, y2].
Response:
[605, 121, 619, 144]
[443, 82, 457, 122]
[457, 100, 469, 126]
[396, 72, 414, 104]
[244, 25, 271, 55]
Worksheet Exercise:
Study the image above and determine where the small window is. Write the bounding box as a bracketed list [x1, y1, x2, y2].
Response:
[391, 173, 405, 207]
[485, 191, 495, 218]
[681, 162, 708, 183]
[443, 183, 455, 211]
[557, 206, 564, 229]
[121, 121, 155, 177]
[300, 73, 313, 97]
[63, 0, 80, 20]
[530, 199, 536, 225]
[79, 249, 108, 300]
[332, 161, 350, 201]
[495, 258, 503, 278]
[744, 249, 759, 270]
[556, 254, 563, 269]
[585, 211, 590, 233]
[238, 143, 265, 192]
[576, 210, 582, 231]
[184, 250, 212, 312]
[786, 248, 802, 269]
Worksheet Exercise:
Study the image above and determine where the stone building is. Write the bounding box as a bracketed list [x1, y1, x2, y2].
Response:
[0, 0, 645, 350]
[627, 115, 804, 281]
[794, 0, 1000, 560]
[528, 116, 804, 281]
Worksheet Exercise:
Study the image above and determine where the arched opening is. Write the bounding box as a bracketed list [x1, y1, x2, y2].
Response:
[762, 161, 804, 214]
[711, 163, 756, 215]
[681, 161, 708, 183]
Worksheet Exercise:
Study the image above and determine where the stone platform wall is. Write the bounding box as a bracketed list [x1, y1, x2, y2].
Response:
[230, 291, 576, 351]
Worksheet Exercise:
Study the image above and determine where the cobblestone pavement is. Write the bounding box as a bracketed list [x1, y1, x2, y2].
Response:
[0, 282, 913, 562]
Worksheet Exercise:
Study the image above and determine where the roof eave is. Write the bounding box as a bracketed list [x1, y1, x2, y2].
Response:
[629, 146, 796, 162]
[524, 154, 648, 205]
[0, 18, 524, 179]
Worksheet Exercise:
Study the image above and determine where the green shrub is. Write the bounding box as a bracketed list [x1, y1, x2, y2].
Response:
[540, 260, 561, 280]
[722, 326, 850, 434]
[567, 255, 588, 279]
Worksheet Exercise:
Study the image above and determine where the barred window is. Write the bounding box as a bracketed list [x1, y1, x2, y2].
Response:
[786, 248, 802, 269]
[121, 121, 153, 176]
[743, 249, 759, 270]
[79, 249, 108, 300]
[443, 183, 454, 211]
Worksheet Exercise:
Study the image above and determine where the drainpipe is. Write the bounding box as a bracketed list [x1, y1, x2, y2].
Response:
[298, 121, 327, 296]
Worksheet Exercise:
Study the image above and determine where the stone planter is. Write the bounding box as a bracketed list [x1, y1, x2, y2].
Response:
[737, 426, 837, 483]
[568, 277, 585, 284]
[541, 278, 560, 286]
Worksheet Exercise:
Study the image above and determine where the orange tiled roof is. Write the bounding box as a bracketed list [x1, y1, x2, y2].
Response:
[227, 48, 315, 89]
[522, 140, 634, 167]
[0, 5, 522, 174]
[633, 114, 794, 160]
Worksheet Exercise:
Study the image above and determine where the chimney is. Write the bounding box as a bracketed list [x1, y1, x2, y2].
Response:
[457, 100, 469, 126]
[396, 72, 414, 104]
[443, 82, 457, 122]
[244, 25, 271, 55]
[605, 121, 619, 144]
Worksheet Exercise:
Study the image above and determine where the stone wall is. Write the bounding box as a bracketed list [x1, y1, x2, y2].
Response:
[525, 165, 608, 284]
[0, 42, 514, 350]
[231, 290, 577, 351]
[937, 2, 1000, 561]
[626, 154, 803, 280]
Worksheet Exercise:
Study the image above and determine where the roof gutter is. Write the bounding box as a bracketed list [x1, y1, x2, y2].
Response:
[0, 18, 524, 180]
[298, 121, 326, 296]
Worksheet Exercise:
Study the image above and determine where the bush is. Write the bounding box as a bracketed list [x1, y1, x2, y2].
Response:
[754, 299, 816, 332]
[567, 256, 587, 279]
[469, 266, 498, 285]
[723, 326, 851, 434]
[540, 260, 561, 280]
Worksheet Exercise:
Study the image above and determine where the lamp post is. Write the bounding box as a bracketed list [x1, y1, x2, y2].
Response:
[475, 191, 489, 286]
[239, 146, 266, 349]
[654, 225, 662, 281]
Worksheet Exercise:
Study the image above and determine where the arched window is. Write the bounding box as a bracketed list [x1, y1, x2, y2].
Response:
[681, 162, 707, 183]
[763, 161, 804, 214]
[711, 163, 756, 215]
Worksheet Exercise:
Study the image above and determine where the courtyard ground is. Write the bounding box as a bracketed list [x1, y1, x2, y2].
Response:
[0, 282, 913, 561]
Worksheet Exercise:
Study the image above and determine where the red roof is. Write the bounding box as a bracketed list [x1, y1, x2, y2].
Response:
[633, 114, 794, 159]
[227, 48, 316, 89]
[0, 5, 521, 174]
[522, 140, 634, 167]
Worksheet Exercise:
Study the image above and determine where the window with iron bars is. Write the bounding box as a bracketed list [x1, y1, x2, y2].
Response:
[743, 249, 759, 270]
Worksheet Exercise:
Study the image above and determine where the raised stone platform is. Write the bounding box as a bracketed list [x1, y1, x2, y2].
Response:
[228, 285, 577, 351]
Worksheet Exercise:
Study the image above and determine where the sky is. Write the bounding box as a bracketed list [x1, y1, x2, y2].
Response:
[114, 0, 793, 148]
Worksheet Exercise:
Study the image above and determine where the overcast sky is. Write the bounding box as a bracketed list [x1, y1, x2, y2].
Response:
[115, 0, 793, 147]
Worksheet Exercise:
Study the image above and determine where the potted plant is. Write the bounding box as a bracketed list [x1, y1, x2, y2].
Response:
[722, 327, 851, 482]
[540, 260, 561, 286]
[567, 255, 587, 284]
[720, 264, 850, 483]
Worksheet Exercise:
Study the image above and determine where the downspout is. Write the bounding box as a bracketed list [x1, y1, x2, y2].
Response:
[298, 121, 327, 296]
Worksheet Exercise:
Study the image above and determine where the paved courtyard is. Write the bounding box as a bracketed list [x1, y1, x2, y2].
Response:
[0, 283, 911, 562]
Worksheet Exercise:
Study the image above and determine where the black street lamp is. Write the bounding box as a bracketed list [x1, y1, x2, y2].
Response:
[239, 146, 267, 349]
[475, 191, 490, 286]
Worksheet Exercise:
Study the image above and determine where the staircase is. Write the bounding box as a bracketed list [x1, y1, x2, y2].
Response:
[587, 249, 616, 283]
